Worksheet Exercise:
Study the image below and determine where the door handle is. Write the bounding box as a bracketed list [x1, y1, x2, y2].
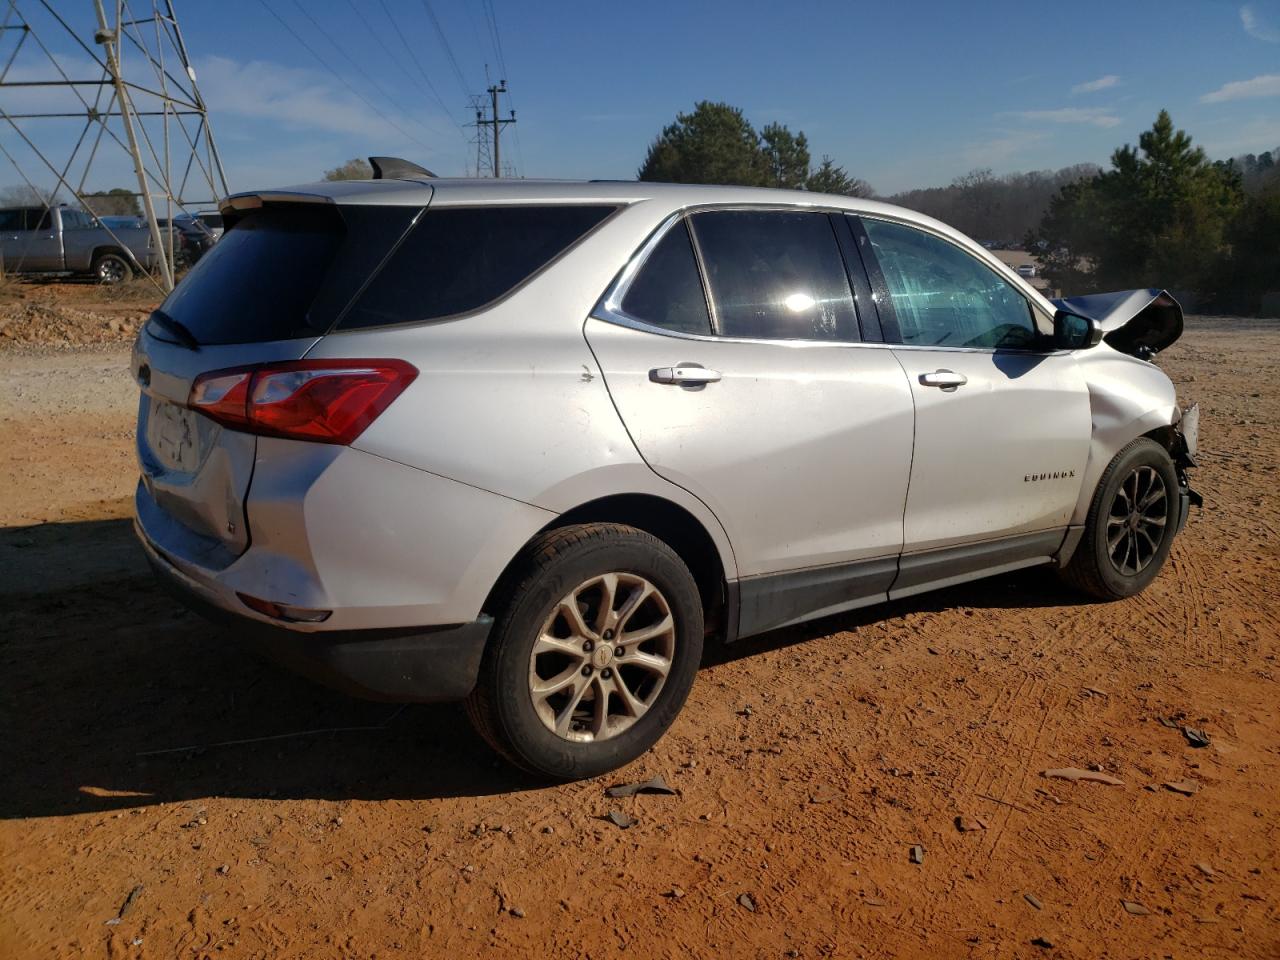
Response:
[919, 370, 968, 389]
[650, 365, 722, 385]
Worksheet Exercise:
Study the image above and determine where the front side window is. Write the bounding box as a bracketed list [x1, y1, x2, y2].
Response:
[0, 209, 22, 231]
[689, 210, 858, 341]
[862, 218, 1036, 349]
[340, 205, 616, 330]
[619, 220, 712, 335]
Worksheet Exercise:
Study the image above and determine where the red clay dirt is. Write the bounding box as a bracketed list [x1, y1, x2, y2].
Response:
[1, 312, 1277, 959]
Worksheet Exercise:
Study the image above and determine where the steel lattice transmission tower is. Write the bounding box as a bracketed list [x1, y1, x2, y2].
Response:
[0, 1, 229, 290]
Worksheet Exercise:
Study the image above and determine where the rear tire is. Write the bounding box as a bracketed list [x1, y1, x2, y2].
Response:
[92, 252, 132, 284]
[465, 523, 703, 780]
[1061, 438, 1179, 600]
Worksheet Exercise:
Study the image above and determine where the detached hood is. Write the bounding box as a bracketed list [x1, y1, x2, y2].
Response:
[1051, 288, 1183, 357]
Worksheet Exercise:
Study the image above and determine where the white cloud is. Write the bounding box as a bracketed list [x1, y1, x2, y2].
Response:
[1200, 73, 1280, 103]
[1202, 117, 1280, 157]
[1071, 75, 1119, 94]
[1241, 4, 1280, 42]
[960, 130, 1049, 168]
[194, 55, 450, 148]
[1010, 108, 1122, 128]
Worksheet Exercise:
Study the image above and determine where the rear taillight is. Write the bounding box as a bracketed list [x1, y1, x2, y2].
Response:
[189, 359, 417, 445]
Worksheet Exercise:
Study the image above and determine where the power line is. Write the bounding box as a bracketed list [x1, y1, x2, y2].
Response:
[477, 2, 521, 176]
[481, 0, 509, 80]
[257, 0, 434, 151]
[417, 0, 469, 97]
[372, 0, 462, 132]
[288, 0, 447, 143]
[341, 0, 430, 102]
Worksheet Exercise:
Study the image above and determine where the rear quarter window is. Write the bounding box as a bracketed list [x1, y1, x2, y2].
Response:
[159, 205, 347, 345]
[338, 205, 616, 330]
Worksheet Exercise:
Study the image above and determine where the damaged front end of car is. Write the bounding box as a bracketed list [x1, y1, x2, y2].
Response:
[1057, 288, 1204, 534]
[1166, 401, 1204, 536]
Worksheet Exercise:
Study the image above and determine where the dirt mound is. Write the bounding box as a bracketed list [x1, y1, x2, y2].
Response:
[0, 280, 157, 348]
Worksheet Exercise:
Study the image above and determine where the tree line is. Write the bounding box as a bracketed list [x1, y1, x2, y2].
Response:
[635, 101, 1279, 315]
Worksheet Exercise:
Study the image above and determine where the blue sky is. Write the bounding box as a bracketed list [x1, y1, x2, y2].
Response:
[3, 0, 1279, 198]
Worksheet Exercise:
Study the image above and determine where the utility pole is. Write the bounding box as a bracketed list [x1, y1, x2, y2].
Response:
[470, 80, 515, 177]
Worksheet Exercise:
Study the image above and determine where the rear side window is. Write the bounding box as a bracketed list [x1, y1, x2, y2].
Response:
[160, 206, 345, 345]
[620, 220, 712, 335]
[689, 210, 858, 341]
[339, 205, 616, 330]
[0, 209, 22, 230]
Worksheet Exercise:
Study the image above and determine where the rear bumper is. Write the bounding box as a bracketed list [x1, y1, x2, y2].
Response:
[141, 527, 491, 702]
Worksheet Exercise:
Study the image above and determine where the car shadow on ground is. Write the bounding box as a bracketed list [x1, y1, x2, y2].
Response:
[1, 517, 1090, 819]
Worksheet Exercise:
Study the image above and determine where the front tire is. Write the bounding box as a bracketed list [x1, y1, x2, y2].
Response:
[1061, 438, 1179, 600]
[465, 523, 704, 780]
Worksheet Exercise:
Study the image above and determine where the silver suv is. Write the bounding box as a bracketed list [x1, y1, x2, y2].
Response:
[133, 169, 1200, 778]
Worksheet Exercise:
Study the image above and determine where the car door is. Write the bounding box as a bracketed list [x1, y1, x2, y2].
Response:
[586, 208, 916, 636]
[0, 208, 24, 269]
[11, 206, 63, 271]
[851, 215, 1091, 596]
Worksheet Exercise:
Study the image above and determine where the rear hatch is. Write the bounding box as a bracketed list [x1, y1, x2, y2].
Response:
[134, 189, 429, 566]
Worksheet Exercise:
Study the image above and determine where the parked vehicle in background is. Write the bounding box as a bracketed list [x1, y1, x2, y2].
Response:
[0, 204, 153, 282]
[193, 210, 223, 240]
[133, 169, 1201, 779]
[161, 216, 217, 265]
[1017, 263, 1037, 278]
[99, 215, 145, 230]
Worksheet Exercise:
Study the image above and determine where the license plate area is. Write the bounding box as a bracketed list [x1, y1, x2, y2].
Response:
[146, 397, 202, 473]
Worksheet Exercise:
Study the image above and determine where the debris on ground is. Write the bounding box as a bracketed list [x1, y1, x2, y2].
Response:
[1165, 780, 1200, 796]
[737, 893, 756, 912]
[1024, 893, 1043, 910]
[664, 886, 685, 899]
[103, 884, 143, 925]
[909, 845, 924, 864]
[1042, 767, 1124, 786]
[604, 775, 677, 798]
[808, 783, 840, 804]
[864, 897, 886, 907]
[603, 810, 633, 829]
[1183, 727, 1211, 748]
[955, 816, 988, 832]
[509, 907, 525, 919]
[1031, 936, 1055, 949]
[1122, 900, 1151, 916]
[1194, 862, 1215, 878]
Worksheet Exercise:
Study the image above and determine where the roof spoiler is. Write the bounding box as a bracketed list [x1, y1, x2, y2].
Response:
[369, 156, 436, 180]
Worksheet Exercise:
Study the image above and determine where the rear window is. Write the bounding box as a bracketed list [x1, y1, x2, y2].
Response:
[338, 205, 616, 330]
[159, 206, 346, 345]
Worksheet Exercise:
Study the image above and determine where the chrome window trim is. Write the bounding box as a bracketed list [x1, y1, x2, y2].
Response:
[594, 203, 871, 346]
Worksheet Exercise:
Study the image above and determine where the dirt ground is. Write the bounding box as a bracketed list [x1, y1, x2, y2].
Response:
[1, 305, 1277, 959]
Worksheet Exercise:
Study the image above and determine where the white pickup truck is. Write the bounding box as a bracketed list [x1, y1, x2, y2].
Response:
[0, 205, 156, 283]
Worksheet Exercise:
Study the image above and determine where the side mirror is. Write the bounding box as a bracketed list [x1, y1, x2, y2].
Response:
[1053, 310, 1103, 350]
